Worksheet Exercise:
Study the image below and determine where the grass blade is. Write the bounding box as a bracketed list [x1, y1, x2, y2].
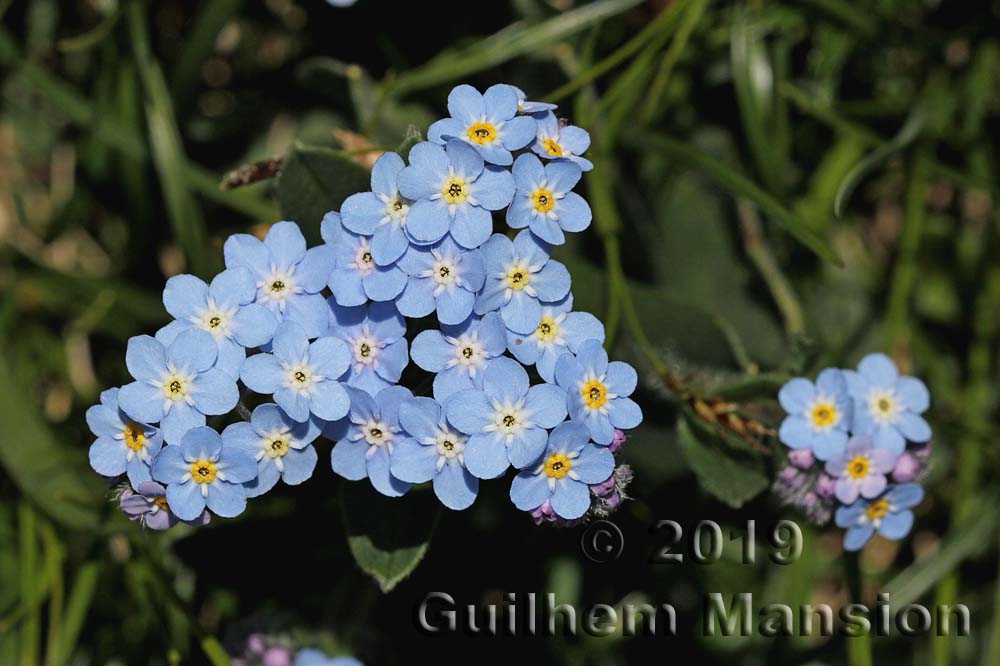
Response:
[639, 134, 843, 265]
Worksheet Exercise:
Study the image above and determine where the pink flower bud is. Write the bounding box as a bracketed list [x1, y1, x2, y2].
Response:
[815, 473, 836, 499]
[892, 452, 921, 483]
[788, 448, 814, 469]
[263, 647, 293, 666]
[609, 429, 627, 453]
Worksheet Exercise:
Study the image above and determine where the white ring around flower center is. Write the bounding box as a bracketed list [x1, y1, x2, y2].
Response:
[192, 298, 238, 339]
[867, 388, 900, 425]
[446, 332, 486, 374]
[379, 192, 410, 225]
[282, 360, 322, 395]
[258, 266, 301, 309]
[484, 397, 532, 444]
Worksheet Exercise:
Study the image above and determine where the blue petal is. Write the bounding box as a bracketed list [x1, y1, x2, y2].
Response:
[371, 225, 410, 266]
[309, 380, 350, 422]
[296, 245, 335, 293]
[546, 158, 582, 193]
[445, 390, 493, 434]
[219, 447, 258, 483]
[411, 330, 453, 372]
[399, 143, 448, 199]
[512, 152, 545, 189]
[231, 303, 279, 348]
[447, 84, 485, 123]
[272, 321, 310, 362]
[548, 420, 589, 452]
[508, 427, 548, 469]
[366, 446, 411, 497]
[191, 368, 238, 416]
[473, 141, 513, 166]
[449, 204, 493, 249]
[125, 335, 167, 381]
[609, 397, 642, 429]
[555, 192, 591, 233]
[284, 293, 331, 339]
[478, 233, 515, 272]
[282, 445, 318, 485]
[244, 459, 281, 498]
[264, 221, 307, 267]
[464, 433, 510, 479]
[531, 260, 571, 302]
[778, 378, 815, 414]
[163, 274, 208, 319]
[559, 126, 591, 155]
[223, 233, 268, 277]
[571, 443, 615, 483]
[395, 276, 436, 318]
[553, 353, 585, 394]
[483, 357, 529, 403]
[371, 151, 405, 195]
[576, 339, 609, 377]
[397, 396, 441, 440]
[213, 334, 245, 379]
[550, 479, 590, 519]
[433, 368, 475, 402]
[89, 436, 125, 477]
[529, 215, 565, 245]
[166, 480, 207, 521]
[843, 524, 875, 551]
[483, 84, 518, 121]
[524, 384, 568, 428]
[389, 438, 438, 483]
[208, 267, 256, 308]
[436, 287, 475, 325]
[878, 510, 914, 540]
[535, 348, 569, 384]
[309, 336, 352, 379]
[433, 461, 478, 510]
[510, 470, 551, 510]
[813, 429, 849, 461]
[500, 115, 537, 151]
[563, 311, 605, 352]
[341, 191, 385, 235]
[512, 228, 551, 266]
[374, 338, 409, 383]
[86, 399, 123, 438]
[585, 410, 615, 445]
[473, 166, 515, 210]
[873, 426, 905, 456]
[404, 199, 450, 245]
[501, 292, 542, 335]
[368, 300, 407, 341]
[151, 445, 189, 484]
[858, 353, 898, 387]
[330, 267, 367, 307]
[897, 412, 931, 442]
[275, 387, 310, 422]
[161, 401, 206, 445]
[887, 483, 925, 508]
[896, 377, 930, 412]
[205, 481, 248, 518]
[428, 117, 465, 144]
[118, 381, 165, 425]
[167, 328, 217, 373]
[331, 439, 369, 480]
[240, 353, 284, 394]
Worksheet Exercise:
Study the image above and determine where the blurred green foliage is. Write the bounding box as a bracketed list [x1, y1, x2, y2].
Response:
[1, 0, 1000, 664]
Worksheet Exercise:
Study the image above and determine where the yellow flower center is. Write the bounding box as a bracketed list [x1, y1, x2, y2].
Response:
[544, 453, 572, 479]
[811, 403, 838, 427]
[502, 414, 516, 428]
[208, 316, 222, 328]
[362, 251, 373, 264]
[153, 496, 170, 511]
[582, 379, 608, 409]
[123, 423, 146, 452]
[536, 317, 558, 341]
[462, 346, 474, 359]
[466, 121, 497, 145]
[506, 265, 530, 290]
[270, 280, 286, 293]
[876, 397, 894, 414]
[847, 455, 870, 479]
[542, 138, 562, 157]
[866, 498, 889, 521]
[532, 188, 556, 213]
[162, 374, 188, 401]
[442, 177, 469, 204]
[190, 460, 217, 485]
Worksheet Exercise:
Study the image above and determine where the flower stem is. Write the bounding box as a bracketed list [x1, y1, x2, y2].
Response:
[844, 553, 873, 666]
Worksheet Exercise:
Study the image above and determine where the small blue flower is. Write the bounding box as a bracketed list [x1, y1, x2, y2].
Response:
[391, 397, 479, 510]
[339, 152, 413, 266]
[325, 301, 409, 397]
[554, 339, 642, 445]
[222, 404, 322, 498]
[328, 386, 414, 497]
[155, 267, 279, 377]
[531, 111, 593, 171]
[777, 368, 853, 460]
[427, 84, 536, 165]
[87, 387, 162, 486]
[118, 329, 240, 444]
[397, 140, 514, 248]
[410, 313, 506, 401]
[395, 235, 485, 324]
[321, 211, 407, 306]
[474, 230, 571, 334]
[224, 221, 333, 338]
[506, 295, 605, 383]
[835, 483, 924, 551]
[511, 85, 557, 115]
[843, 353, 932, 455]
[507, 154, 591, 245]
[444, 357, 568, 477]
[509, 421, 614, 520]
[240, 321, 352, 423]
[825, 434, 900, 504]
[151, 426, 258, 520]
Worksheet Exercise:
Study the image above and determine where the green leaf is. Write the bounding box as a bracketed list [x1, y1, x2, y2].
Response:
[277, 143, 372, 241]
[676, 418, 769, 509]
[340, 482, 440, 593]
[638, 133, 843, 266]
[0, 357, 102, 529]
[882, 496, 999, 608]
[56, 562, 99, 666]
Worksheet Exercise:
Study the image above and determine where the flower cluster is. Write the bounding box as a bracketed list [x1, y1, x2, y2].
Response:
[229, 634, 361, 666]
[775, 353, 932, 551]
[88, 83, 642, 529]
